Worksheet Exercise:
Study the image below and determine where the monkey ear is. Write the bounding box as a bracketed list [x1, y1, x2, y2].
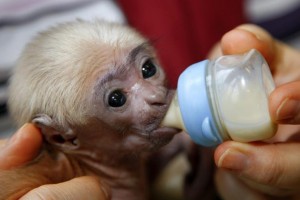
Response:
[32, 114, 79, 151]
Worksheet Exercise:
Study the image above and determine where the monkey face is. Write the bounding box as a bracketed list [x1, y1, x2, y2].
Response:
[9, 20, 180, 154]
[89, 43, 180, 151]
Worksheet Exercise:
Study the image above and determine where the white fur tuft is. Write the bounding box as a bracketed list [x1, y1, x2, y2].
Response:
[8, 20, 146, 128]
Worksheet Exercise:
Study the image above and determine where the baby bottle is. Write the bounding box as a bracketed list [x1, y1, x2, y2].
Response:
[162, 49, 277, 146]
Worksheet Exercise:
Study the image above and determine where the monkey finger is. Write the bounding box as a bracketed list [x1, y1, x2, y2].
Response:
[0, 123, 43, 170]
[20, 176, 111, 200]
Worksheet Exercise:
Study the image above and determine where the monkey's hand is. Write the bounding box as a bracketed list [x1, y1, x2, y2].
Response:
[0, 123, 110, 200]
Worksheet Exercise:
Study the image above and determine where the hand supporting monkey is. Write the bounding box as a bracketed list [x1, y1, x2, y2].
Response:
[0, 124, 42, 170]
[212, 24, 300, 199]
[0, 124, 110, 200]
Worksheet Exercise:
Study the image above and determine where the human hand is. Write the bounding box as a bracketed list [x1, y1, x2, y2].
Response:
[0, 123, 42, 170]
[212, 24, 300, 199]
[0, 123, 110, 200]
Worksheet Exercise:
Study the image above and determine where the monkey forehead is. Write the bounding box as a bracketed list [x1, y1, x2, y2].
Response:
[17, 20, 149, 87]
[25, 20, 149, 76]
[9, 20, 148, 127]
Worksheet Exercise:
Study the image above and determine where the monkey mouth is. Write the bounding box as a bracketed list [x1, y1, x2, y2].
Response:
[151, 126, 181, 142]
[132, 89, 180, 148]
[148, 90, 181, 142]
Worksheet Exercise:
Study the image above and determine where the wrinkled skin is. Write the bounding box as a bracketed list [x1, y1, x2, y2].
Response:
[4, 21, 183, 200]
[53, 42, 181, 199]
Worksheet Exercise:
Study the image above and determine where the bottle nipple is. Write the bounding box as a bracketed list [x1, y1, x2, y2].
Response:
[161, 93, 186, 131]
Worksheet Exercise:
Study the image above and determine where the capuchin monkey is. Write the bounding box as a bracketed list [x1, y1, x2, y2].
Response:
[3, 20, 186, 200]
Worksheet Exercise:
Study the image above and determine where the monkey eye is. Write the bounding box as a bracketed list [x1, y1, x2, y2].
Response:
[108, 90, 126, 107]
[142, 59, 157, 79]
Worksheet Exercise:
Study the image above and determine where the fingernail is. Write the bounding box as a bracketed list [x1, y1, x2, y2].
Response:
[217, 148, 248, 171]
[276, 98, 300, 122]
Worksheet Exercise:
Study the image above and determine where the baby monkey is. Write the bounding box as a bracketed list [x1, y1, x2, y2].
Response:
[4, 20, 181, 199]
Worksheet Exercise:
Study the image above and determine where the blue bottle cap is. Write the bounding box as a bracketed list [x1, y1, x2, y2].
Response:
[177, 60, 223, 146]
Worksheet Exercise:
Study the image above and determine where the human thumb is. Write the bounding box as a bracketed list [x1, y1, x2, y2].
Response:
[0, 123, 42, 170]
[20, 176, 111, 200]
[221, 24, 276, 65]
[215, 141, 300, 196]
[269, 81, 300, 124]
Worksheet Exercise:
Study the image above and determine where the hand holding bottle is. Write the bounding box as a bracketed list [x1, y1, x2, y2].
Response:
[213, 24, 300, 199]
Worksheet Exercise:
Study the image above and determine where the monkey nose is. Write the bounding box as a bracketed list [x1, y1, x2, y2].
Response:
[144, 87, 167, 106]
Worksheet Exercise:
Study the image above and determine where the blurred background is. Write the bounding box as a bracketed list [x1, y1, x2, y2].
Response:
[0, 0, 300, 199]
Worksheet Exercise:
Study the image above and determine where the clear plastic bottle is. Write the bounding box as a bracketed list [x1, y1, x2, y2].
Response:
[161, 49, 277, 146]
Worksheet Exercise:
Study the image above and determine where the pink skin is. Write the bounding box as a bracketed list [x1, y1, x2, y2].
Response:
[62, 43, 181, 199]
[3, 39, 182, 199]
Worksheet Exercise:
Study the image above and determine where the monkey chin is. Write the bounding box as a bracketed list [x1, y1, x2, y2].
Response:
[149, 127, 181, 149]
[147, 90, 181, 149]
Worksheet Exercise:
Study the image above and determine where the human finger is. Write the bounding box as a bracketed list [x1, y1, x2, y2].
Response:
[221, 24, 300, 85]
[207, 24, 275, 61]
[215, 169, 267, 200]
[221, 24, 276, 64]
[215, 141, 300, 196]
[0, 123, 43, 170]
[20, 176, 111, 200]
[269, 81, 300, 124]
